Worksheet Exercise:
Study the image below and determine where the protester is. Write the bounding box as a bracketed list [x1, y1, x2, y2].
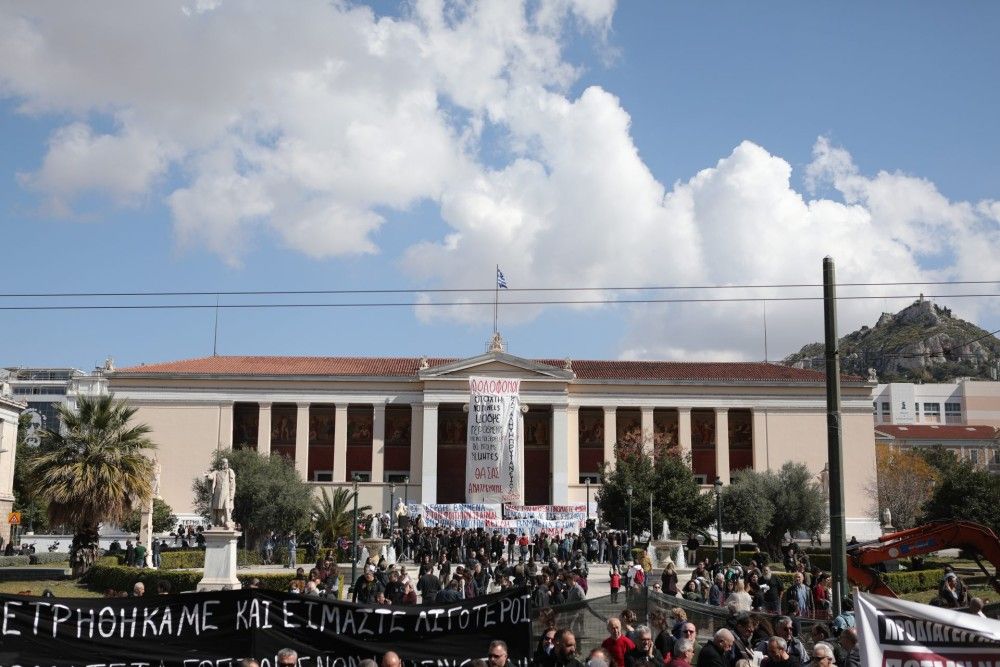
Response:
[601, 618, 636, 667]
[485, 640, 509, 667]
[834, 628, 859, 667]
[761, 637, 800, 667]
[665, 640, 695, 667]
[544, 628, 585, 667]
[624, 625, 664, 666]
[698, 629, 734, 667]
[811, 642, 836, 666]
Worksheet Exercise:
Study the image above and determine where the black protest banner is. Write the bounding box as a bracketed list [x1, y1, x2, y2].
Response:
[0, 587, 531, 667]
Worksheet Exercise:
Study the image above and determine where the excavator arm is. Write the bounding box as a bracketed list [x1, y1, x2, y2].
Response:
[846, 520, 1000, 597]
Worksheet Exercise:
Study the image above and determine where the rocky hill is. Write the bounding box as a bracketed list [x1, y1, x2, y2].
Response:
[783, 298, 1000, 382]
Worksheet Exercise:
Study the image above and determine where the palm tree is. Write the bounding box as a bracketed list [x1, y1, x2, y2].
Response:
[312, 488, 370, 547]
[28, 394, 155, 575]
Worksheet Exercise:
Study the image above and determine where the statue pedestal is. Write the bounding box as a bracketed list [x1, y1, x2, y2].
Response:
[197, 529, 242, 591]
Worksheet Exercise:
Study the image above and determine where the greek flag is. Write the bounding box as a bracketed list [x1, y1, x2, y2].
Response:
[497, 267, 508, 289]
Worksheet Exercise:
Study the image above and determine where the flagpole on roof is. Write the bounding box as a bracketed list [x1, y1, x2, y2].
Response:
[494, 264, 499, 334]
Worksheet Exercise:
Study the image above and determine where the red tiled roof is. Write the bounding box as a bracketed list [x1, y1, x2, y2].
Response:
[115, 355, 848, 383]
[116, 356, 452, 377]
[875, 424, 998, 440]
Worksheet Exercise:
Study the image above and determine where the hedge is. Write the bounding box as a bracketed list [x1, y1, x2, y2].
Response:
[84, 563, 303, 594]
[29, 553, 70, 565]
[0, 556, 31, 567]
[881, 570, 944, 595]
[159, 548, 309, 570]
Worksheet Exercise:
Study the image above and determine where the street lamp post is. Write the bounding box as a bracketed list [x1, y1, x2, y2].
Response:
[389, 483, 396, 535]
[586, 479, 591, 520]
[351, 475, 360, 589]
[403, 476, 409, 506]
[626, 485, 633, 547]
[649, 492, 654, 542]
[714, 477, 723, 566]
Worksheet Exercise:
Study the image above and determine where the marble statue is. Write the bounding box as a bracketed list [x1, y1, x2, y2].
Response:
[395, 499, 407, 518]
[152, 455, 162, 499]
[206, 458, 236, 529]
[881, 506, 892, 527]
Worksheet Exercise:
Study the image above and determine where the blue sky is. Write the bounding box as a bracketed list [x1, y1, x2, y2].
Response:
[1, 1, 998, 370]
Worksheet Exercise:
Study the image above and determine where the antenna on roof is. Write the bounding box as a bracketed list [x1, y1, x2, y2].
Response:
[212, 295, 220, 356]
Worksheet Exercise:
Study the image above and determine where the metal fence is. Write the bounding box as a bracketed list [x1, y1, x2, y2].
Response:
[531, 589, 834, 655]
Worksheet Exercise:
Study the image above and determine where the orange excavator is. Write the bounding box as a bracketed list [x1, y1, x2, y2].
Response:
[846, 520, 1000, 597]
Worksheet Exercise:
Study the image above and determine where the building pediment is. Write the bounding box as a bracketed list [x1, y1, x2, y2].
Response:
[419, 352, 575, 382]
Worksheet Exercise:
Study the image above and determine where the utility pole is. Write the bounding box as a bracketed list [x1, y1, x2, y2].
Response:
[824, 256, 848, 616]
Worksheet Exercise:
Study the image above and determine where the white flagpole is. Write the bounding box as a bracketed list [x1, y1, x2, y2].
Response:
[494, 265, 499, 334]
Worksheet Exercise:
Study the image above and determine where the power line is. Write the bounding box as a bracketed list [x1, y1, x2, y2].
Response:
[1, 292, 1000, 311]
[1, 279, 999, 299]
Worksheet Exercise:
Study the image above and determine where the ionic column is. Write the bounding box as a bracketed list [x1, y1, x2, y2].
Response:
[641, 406, 655, 460]
[333, 404, 348, 482]
[218, 401, 234, 449]
[715, 408, 730, 484]
[410, 404, 423, 485]
[752, 408, 768, 471]
[566, 406, 580, 496]
[371, 403, 386, 484]
[603, 407, 617, 474]
[295, 403, 310, 481]
[420, 403, 439, 504]
[678, 408, 692, 466]
[551, 405, 569, 504]
[257, 403, 272, 457]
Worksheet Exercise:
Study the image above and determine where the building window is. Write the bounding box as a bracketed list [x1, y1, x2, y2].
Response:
[579, 474, 601, 484]
[923, 403, 941, 423]
[970, 450, 979, 465]
[313, 471, 333, 482]
[872, 401, 878, 415]
[881, 402, 890, 418]
[944, 402, 962, 423]
[993, 450, 1000, 466]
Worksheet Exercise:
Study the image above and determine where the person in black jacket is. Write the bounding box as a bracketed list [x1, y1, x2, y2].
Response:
[698, 629, 734, 667]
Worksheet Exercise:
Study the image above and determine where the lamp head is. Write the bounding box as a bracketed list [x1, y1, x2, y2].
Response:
[714, 477, 723, 493]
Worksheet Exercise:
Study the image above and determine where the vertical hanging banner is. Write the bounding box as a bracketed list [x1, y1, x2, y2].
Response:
[856, 591, 1000, 667]
[466, 376, 521, 503]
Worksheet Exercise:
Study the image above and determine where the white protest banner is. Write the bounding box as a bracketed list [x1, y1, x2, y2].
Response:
[856, 591, 1000, 667]
[466, 376, 521, 503]
[408, 503, 502, 528]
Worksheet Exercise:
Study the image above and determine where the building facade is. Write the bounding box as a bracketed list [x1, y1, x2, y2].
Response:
[875, 424, 1000, 471]
[872, 380, 1000, 427]
[109, 351, 882, 539]
[0, 364, 111, 446]
[0, 383, 27, 546]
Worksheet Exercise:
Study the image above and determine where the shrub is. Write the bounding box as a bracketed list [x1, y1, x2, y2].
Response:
[158, 548, 308, 570]
[694, 547, 768, 565]
[84, 563, 202, 593]
[29, 553, 70, 565]
[882, 570, 943, 595]
[84, 563, 304, 594]
[0, 556, 31, 567]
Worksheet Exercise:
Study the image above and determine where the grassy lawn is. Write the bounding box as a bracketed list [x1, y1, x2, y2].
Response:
[899, 585, 995, 605]
[0, 579, 102, 598]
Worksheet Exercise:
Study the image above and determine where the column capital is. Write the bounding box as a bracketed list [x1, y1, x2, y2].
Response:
[603, 406, 617, 415]
[297, 401, 310, 409]
[259, 402, 272, 409]
[715, 407, 729, 414]
[552, 404, 568, 414]
[677, 406, 691, 413]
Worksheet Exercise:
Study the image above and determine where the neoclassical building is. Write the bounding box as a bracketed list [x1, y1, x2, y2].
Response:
[110, 349, 881, 539]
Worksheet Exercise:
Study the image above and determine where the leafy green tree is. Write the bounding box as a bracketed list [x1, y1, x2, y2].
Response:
[722, 462, 827, 557]
[27, 395, 156, 574]
[597, 434, 712, 539]
[720, 471, 774, 546]
[193, 448, 313, 548]
[313, 488, 371, 547]
[13, 413, 49, 533]
[917, 446, 964, 477]
[120, 498, 177, 534]
[921, 457, 1000, 533]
